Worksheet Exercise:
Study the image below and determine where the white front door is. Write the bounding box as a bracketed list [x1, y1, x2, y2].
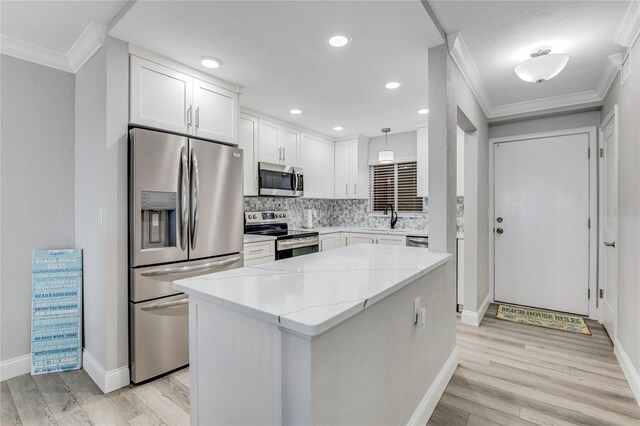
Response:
[494, 133, 590, 315]
[600, 110, 618, 337]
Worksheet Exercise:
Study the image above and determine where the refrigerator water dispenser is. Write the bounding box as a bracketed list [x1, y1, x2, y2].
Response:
[141, 191, 177, 249]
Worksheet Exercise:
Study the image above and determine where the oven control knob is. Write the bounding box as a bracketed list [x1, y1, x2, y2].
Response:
[251, 214, 256, 219]
[282, 213, 287, 218]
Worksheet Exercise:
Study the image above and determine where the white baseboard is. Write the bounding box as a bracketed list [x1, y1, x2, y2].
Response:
[407, 347, 458, 425]
[82, 350, 130, 394]
[614, 339, 640, 407]
[0, 354, 31, 381]
[461, 293, 491, 327]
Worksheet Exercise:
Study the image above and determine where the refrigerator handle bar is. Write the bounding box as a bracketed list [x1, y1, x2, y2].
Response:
[190, 149, 200, 250]
[141, 298, 189, 311]
[140, 256, 242, 277]
[180, 147, 189, 251]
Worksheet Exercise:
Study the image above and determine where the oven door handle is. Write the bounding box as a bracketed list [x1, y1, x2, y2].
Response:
[277, 237, 319, 251]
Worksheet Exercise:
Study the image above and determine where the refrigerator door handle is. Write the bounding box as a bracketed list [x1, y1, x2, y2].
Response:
[141, 297, 189, 311]
[179, 146, 189, 251]
[140, 256, 242, 277]
[190, 149, 200, 250]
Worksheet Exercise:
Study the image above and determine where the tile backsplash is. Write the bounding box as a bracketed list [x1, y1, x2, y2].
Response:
[244, 197, 465, 232]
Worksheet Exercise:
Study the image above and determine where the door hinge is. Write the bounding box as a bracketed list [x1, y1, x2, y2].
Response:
[599, 289, 604, 298]
[599, 147, 604, 158]
[588, 288, 591, 299]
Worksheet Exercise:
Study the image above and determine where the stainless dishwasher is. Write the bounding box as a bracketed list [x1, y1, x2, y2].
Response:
[406, 235, 429, 248]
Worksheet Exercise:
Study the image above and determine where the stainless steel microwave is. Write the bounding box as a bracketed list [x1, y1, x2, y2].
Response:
[258, 162, 304, 197]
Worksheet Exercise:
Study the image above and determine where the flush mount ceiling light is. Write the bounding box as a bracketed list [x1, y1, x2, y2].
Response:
[378, 128, 394, 164]
[328, 34, 351, 48]
[514, 47, 569, 83]
[201, 57, 222, 69]
[333, 126, 344, 131]
[417, 108, 429, 114]
[290, 109, 302, 115]
[385, 81, 401, 89]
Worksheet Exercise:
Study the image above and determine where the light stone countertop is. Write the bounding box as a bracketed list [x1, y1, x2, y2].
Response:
[295, 226, 464, 239]
[243, 234, 277, 244]
[173, 244, 451, 337]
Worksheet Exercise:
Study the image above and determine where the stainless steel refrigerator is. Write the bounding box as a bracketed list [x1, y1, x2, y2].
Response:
[128, 127, 244, 383]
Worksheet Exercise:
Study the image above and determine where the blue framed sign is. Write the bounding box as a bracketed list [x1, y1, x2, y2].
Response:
[31, 249, 82, 375]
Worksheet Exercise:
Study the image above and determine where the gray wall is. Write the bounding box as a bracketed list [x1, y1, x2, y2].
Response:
[489, 110, 601, 139]
[602, 39, 640, 378]
[368, 130, 417, 162]
[1, 55, 75, 362]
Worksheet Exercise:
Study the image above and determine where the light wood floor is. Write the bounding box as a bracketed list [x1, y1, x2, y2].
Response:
[2, 304, 638, 425]
[429, 304, 640, 426]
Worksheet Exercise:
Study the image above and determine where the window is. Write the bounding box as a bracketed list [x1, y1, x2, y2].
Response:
[370, 161, 423, 213]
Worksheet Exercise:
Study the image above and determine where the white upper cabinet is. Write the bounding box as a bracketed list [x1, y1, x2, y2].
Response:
[301, 133, 334, 199]
[257, 119, 300, 166]
[278, 125, 301, 166]
[130, 56, 192, 134]
[239, 114, 259, 196]
[130, 54, 239, 144]
[417, 126, 428, 197]
[334, 137, 368, 199]
[192, 78, 238, 144]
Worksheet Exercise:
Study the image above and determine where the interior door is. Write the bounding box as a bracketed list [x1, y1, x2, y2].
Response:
[600, 112, 618, 337]
[188, 139, 244, 260]
[193, 78, 238, 144]
[494, 133, 590, 315]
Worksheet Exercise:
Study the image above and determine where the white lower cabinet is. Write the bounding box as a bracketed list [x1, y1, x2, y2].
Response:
[243, 240, 275, 266]
[346, 233, 406, 246]
[319, 233, 340, 252]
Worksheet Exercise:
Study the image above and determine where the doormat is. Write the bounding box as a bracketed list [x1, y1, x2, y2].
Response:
[496, 304, 591, 335]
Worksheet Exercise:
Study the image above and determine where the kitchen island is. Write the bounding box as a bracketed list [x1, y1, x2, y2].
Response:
[173, 244, 457, 425]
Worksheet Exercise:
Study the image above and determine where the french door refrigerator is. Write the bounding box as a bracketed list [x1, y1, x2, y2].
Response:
[128, 128, 243, 383]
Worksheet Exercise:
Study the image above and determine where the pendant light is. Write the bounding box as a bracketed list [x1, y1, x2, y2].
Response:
[514, 47, 569, 83]
[378, 128, 394, 164]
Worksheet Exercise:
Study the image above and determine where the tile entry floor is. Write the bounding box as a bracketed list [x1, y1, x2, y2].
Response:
[2, 304, 639, 425]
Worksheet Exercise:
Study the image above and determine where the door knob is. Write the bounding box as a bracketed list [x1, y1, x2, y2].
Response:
[604, 241, 616, 248]
[496, 217, 503, 223]
[496, 228, 504, 235]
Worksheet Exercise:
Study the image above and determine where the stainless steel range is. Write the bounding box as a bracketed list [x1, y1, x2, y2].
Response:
[244, 211, 319, 260]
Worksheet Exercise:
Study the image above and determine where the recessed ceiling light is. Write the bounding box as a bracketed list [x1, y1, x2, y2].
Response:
[290, 109, 302, 115]
[201, 57, 221, 69]
[417, 109, 429, 114]
[328, 34, 350, 48]
[385, 81, 401, 89]
[333, 126, 344, 131]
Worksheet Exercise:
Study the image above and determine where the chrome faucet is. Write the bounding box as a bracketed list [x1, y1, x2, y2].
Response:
[383, 204, 398, 229]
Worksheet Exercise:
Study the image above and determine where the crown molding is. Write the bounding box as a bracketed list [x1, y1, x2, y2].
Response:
[67, 23, 106, 73]
[447, 32, 493, 117]
[595, 53, 623, 97]
[0, 34, 71, 72]
[0, 22, 105, 73]
[489, 89, 602, 122]
[615, 1, 640, 48]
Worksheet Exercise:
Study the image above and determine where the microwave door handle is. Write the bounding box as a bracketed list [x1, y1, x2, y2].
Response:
[180, 146, 189, 250]
[295, 173, 299, 194]
[190, 149, 200, 250]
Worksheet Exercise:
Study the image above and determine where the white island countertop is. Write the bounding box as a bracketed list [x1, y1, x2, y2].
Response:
[173, 244, 451, 337]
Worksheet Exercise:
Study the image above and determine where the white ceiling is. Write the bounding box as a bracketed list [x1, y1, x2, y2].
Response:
[429, 1, 630, 109]
[109, 1, 443, 138]
[1, 1, 127, 53]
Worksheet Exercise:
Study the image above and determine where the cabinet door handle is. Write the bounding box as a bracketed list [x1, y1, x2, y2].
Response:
[320, 240, 323, 251]
[195, 107, 200, 128]
[354, 183, 357, 195]
[279, 147, 282, 161]
[187, 105, 192, 127]
[345, 184, 348, 196]
[283, 146, 286, 162]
